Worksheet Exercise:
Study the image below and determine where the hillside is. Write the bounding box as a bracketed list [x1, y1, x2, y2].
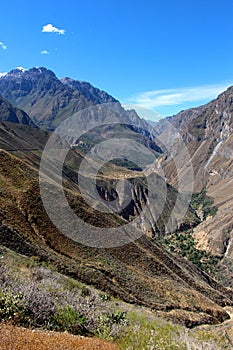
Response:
[155, 86, 233, 286]
[0, 95, 35, 127]
[0, 117, 232, 327]
[0, 70, 233, 349]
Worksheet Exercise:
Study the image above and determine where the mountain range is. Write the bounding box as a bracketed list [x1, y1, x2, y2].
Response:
[0, 67, 117, 129]
[0, 67, 233, 332]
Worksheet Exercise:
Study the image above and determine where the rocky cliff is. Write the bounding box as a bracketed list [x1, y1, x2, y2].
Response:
[154, 86, 233, 286]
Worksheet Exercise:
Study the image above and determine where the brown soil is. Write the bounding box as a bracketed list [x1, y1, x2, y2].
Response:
[0, 323, 118, 350]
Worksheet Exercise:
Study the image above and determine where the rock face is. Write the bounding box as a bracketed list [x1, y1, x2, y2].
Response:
[0, 67, 117, 130]
[154, 86, 233, 286]
[95, 174, 199, 237]
[156, 86, 233, 190]
[60, 77, 117, 104]
[0, 95, 35, 127]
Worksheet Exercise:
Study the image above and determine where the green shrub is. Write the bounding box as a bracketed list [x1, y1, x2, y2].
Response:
[95, 310, 128, 340]
[191, 187, 218, 220]
[0, 290, 25, 322]
[108, 311, 127, 325]
[50, 306, 87, 335]
[158, 231, 220, 276]
[101, 294, 111, 301]
[116, 312, 185, 350]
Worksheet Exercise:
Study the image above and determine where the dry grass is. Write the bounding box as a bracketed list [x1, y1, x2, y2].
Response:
[0, 323, 118, 350]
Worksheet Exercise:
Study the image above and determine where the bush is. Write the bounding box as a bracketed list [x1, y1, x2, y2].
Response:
[158, 231, 220, 275]
[108, 311, 127, 325]
[0, 262, 127, 339]
[50, 306, 87, 335]
[0, 290, 25, 322]
[21, 284, 56, 327]
[191, 187, 218, 220]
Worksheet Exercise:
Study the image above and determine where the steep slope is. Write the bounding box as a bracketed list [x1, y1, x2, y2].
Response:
[0, 67, 117, 129]
[0, 120, 232, 327]
[0, 68, 154, 138]
[0, 95, 35, 127]
[0, 102, 197, 239]
[61, 77, 117, 104]
[0, 93, 195, 237]
[155, 86, 233, 190]
[154, 86, 233, 286]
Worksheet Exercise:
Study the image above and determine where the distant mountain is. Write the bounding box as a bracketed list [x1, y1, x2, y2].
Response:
[0, 67, 155, 136]
[0, 67, 118, 130]
[60, 77, 117, 104]
[0, 95, 35, 127]
[0, 67, 160, 163]
[154, 86, 233, 286]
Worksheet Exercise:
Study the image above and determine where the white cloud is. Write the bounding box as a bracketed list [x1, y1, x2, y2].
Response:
[125, 83, 232, 109]
[0, 41, 7, 50]
[42, 24, 65, 35]
[40, 50, 49, 55]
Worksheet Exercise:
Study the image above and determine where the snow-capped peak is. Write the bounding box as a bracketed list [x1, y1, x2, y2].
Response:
[0, 67, 29, 78]
[16, 66, 28, 72]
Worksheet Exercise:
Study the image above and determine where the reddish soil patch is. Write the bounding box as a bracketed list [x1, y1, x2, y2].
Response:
[0, 323, 119, 350]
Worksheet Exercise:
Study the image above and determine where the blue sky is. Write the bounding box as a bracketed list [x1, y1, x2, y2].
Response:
[0, 0, 233, 119]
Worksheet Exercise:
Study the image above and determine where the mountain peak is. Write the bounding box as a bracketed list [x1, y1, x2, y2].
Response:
[0, 69, 27, 79]
[16, 66, 28, 72]
[30, 66, 56, 76]
[7, 67, 28, 76]
[4, 67, 57, 79]
[0, 66, 118, 129]
[60, 76, 118, 104]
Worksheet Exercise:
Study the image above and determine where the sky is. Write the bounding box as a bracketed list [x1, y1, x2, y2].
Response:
[0, 0, 233, 119]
